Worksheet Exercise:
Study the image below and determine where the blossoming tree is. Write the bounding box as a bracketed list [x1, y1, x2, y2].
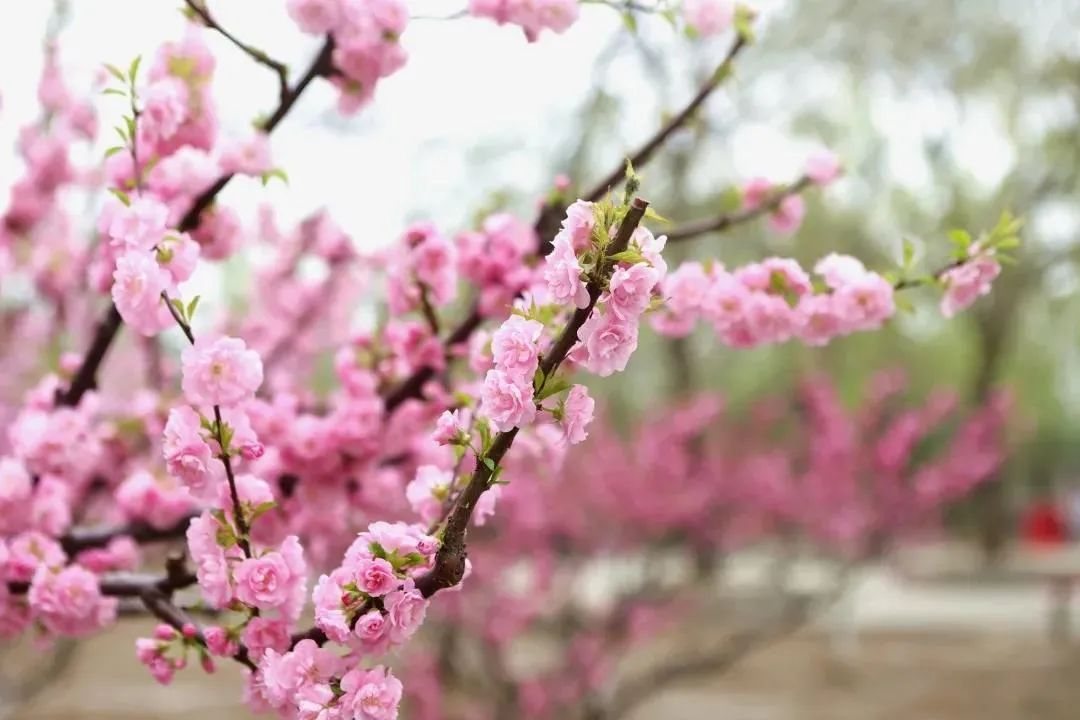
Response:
[0, 1, 1020, 718]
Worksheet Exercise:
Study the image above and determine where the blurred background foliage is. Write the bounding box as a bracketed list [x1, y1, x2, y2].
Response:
[498, 0, 1080, 554]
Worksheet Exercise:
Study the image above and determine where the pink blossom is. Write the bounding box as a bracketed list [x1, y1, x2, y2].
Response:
[833, 272, 895, 330]
[683, 0, 735, 36]
[767, 194, 805, 235]
[608, 262, 659, 320]
[28, 564, 117, 637]
[490, 315, 544, 380]
[29, 477, 70, 537]
[383, 583, 427, 643]
[186, 511, 234, 608]
[107, 197, 169, 251]
[352, 609, 390, 653]
[652, 261, 709, 337]
[340, 666, 403, 720]
[0, 459, 32, 533]
[940, 256, 1000, 317]
[181, 335, 264, 407]
[203, 625, 239, 657]
[576, 310, 638, 377]
[162, 406, 217, 496]
[406, 465, 451, 524]
[242, 616, 291, 659]
[116, 470, 195, 530]
[561, 199, 596, 249]
[474, 483, 501, 527]
[481, 369, 536, 432]
[192, 206, 242, 260]
[560, 385, 594, 445]
[814, 253, 867, 289]
[742, 177, 773, 210]
[139, 77, 189, 146]
[432, 408, 469, 446]
[235, 551, 296, 610]
[287, 0, 342, 34]
[355, 556, 398, 597]
[112, 250, 173, 336]
[469, 0, 580, 41]
[220, 134, 272, 177]
[157, 231, 200, 283]
[544, 233, 590, 309]
[4, 531, 66, 583]
[806, 149, 842, 185]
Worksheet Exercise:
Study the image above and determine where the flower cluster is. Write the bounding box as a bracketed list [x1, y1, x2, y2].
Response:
[940, 250, 1001, 317]
[288, 0, 409, 113]
[468, 0, 580, 41]
[653, 254, 896, 347]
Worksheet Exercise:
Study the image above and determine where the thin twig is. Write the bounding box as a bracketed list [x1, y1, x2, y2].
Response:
[665, 175, 812, 243]
[184, 0, 290, 104]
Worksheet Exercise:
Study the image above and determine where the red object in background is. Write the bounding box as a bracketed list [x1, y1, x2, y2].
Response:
[1022, 501, 1068, 546]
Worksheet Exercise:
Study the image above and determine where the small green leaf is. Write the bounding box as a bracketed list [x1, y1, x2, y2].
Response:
[170, 297, 185, 313]
[532, 368, 545, 394]
[249, 501, 277, 522]
[621, 11, 638, 33]
[482, 457, 496, 472]
[369, 541, 388, 560]
[113, 125, 129, 143]
[186, 295, 201, 320]
[536, 376, 572, 402]
[947, 229, 971, 249]
[108, 188, 131, 206]
[104, 63, 126, 83]
[128, 55, 142, 83]
[734, 5, 756, 42]
[644, 207, 670, 224]
[104, 146, 125, 159]
[101, 87, 127, 97]
[608, 248, 646, 265]
[901, 238, 915, 269]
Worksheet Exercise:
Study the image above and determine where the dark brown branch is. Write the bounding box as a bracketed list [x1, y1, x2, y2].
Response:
[55, 306, 122, 406]
[184, 0, 290, 104]
[533, 33, 748, 257]
[665, 175, 813, 243]
[415, 198, 650, 600]
[382, 308, 482, 412]
[60, 514, 196, 555]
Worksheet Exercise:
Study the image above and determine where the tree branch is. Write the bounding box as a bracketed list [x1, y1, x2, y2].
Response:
[183, 0, 290, 104]
[665, 175, 812, 243]
[415, 198, 650, 600]
[60, 515, 196, 555]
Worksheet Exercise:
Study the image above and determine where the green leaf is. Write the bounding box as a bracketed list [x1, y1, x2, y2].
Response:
[125, 116, 137, 141]
[532, 368, 545, 394]
[186, 295, 201, 321]
[113, 125, 129, 143]
[482, 457, 496, 472]
[259, 167, 289, 187]
[249, 501, 277, 522]
[901, 238, 916, 269]
[128, 55, 142, 83]
[104, 146, 125, 159]
[608, 248, 646, 265]
[104, 63, 126, 83]
[368, 541, 388, 560]
[734, 5, 756, 42]
[108, 188, 131, 206]
[644, 207, 670, 224]
[170, 297, 187, 321]
[536, 376, 572, 402]
[621, 11, 638, 33]
[101, 87, 127, 97]
[719, 186, 743, 213]
[947, 229, 971, 249]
